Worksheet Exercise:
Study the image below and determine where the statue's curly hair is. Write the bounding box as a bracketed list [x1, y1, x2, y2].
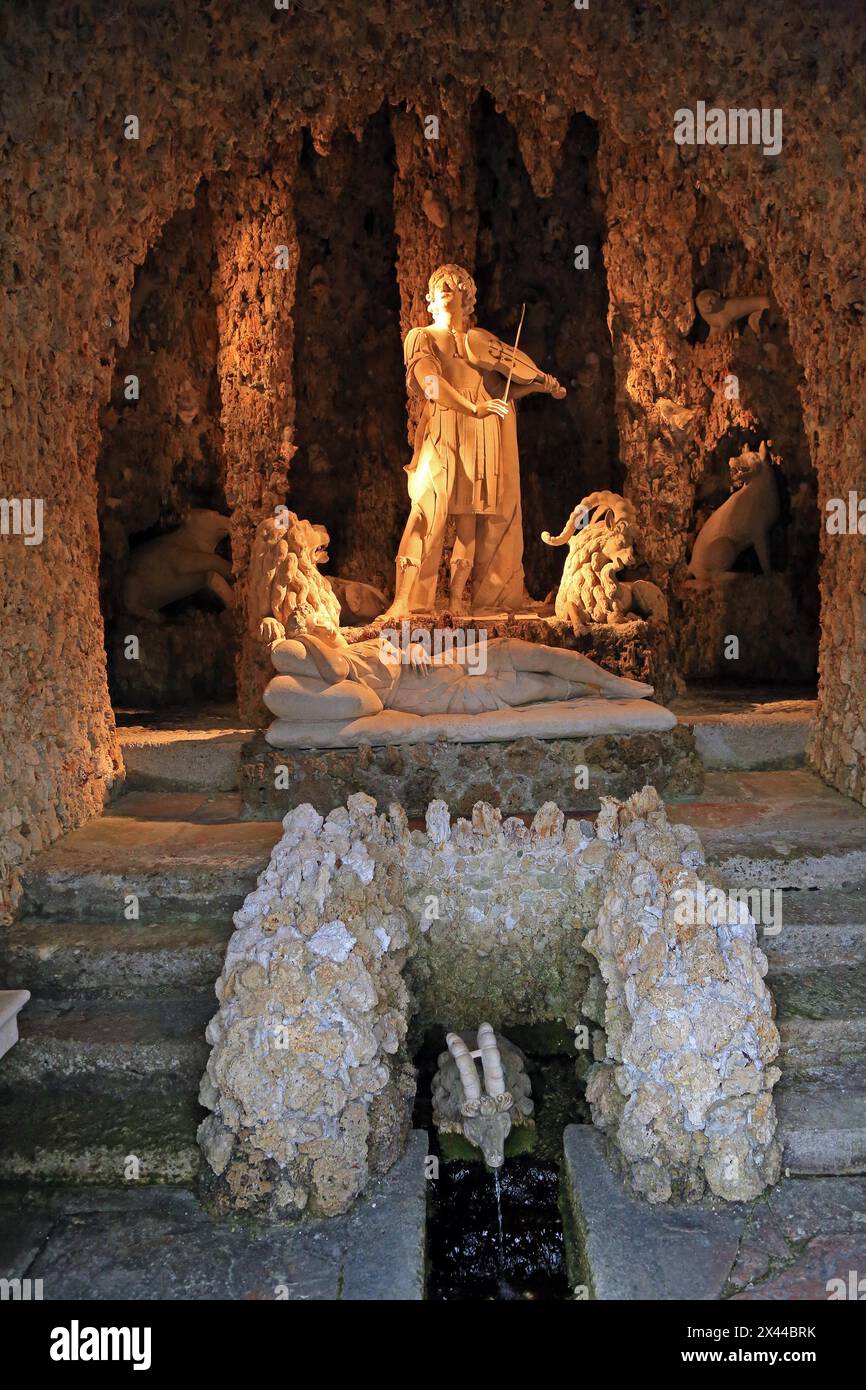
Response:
[426, 263, 477, 322]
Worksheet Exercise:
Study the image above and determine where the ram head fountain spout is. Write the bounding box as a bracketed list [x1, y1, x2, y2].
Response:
[432, 1024, 535, 1169]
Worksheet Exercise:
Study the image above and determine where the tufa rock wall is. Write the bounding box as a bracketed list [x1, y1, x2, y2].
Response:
[97, 181, 235, 707]
[199, 788, 778, 1216]
[583, 787, 781, 1204]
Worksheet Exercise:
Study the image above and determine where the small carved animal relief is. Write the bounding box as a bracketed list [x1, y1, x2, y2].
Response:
[689, 440, 780, 578]
[123, 509, 233, 623]
[654, 397, 701, 438]
[695, 289, 770, 341]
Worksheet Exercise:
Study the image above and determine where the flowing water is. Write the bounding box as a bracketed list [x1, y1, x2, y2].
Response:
[427, 1158, 568, 1301]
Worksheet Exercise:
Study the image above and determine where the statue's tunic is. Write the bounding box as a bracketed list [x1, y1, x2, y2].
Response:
[403, 327, 503, 518]
[402, 327, 527, 611]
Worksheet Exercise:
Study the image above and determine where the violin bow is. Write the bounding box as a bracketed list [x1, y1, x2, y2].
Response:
[501, 301, 526, 406]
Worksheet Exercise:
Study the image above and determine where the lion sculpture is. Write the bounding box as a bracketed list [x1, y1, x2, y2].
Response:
[542, 491, 668, 630]
[247, 510, 343, 646]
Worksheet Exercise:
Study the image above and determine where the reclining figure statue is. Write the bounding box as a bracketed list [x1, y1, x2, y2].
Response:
[248, 510, 676, 748]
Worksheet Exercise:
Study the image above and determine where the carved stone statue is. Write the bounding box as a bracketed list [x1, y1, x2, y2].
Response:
[327, 577, 388, 626]
[542, 491, 668, 629]
[123, 508, 233, 622]
[695, 289, 770, 341]
[432, 1025, 534, 1169]
[247, 511, 387, 634]
[386, 264, 566, 619]
[689, 441, 780, 577]
[247, 512, 341, 646]
[248, 508, 676, 749]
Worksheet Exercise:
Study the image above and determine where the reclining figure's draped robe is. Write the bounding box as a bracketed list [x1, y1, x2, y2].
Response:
[403, 326, 528, 612]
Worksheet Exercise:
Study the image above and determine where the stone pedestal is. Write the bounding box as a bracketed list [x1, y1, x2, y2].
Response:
[240, 725, 702, 820]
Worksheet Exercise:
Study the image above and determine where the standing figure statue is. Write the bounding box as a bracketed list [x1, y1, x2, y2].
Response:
[385, 264, 566, 618]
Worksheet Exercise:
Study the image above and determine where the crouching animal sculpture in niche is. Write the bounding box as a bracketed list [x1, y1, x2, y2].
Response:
[432, 1024, 534, 1169]
[123, 508, 233, 622]
[695, 289, 769, 341]
[689, 441, 780, 578]
[542, 491, 668, 629]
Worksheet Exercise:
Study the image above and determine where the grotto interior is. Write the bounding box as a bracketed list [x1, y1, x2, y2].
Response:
[2, 0, 865, 1310]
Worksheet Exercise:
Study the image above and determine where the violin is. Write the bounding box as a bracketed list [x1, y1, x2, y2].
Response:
[464, 327, 544, 387]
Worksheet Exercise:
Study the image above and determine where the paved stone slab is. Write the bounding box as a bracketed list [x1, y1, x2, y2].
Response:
[340, 1131, 429, 1301]
[725, 1176, 866, 1296]
[21, 792, 280, 921]
[0, 1209, 54, 1280]
[768, 1174, 866, 1241]
[2, 1131, 428, 1300]
[671, 690, 814, 771]
[562, 1126, 745, 1300]
[731, 1234, 866, 1300]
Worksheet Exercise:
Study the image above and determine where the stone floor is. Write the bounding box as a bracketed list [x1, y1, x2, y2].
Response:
[0, 1132, 428, 1300]
[564, 1128, 866, 1301]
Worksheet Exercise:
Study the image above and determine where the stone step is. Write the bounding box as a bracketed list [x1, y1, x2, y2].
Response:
[776, 1063, 866, 1175]
[763, 918, 866, 1024]
[116, 707, 251, 794]
[0, 918, 232, 998]
[21, 791, 280, 921]
[668, 770, 866, 888]
[0, 1077, 202, 1185]
[670, 688, 814, 771]
[777, 889, 866, 927]
[778, 1017, 866, 1070]
[769, 963, 866, 1023]
[2, 996, 213, 1083]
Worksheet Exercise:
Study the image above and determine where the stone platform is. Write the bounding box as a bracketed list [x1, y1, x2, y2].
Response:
[671, 685, 816, 771]
[239, 725, 702, 820]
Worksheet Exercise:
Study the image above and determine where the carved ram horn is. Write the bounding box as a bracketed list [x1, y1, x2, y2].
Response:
[446, 1032, 482, 1104]
[477, 1023, 506, 1098]
[541, 502, 589, 548]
